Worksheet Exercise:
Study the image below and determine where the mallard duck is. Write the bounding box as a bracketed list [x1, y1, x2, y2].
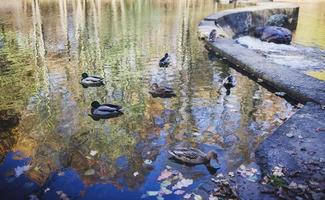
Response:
[208, 29, 217, 42]
[223, 75, 237, 88]
[80, 73, 104, 88]
[159, 53, 171, 67]
[149, 83, 176, 98]
[89, 101, 123, 120]
[168, 147, 218, 165]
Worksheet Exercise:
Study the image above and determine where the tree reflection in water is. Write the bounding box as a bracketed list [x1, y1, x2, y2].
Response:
[0, 0, 297, 199]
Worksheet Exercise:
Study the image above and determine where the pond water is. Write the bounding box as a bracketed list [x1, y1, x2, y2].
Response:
[0, 0, 299, 199]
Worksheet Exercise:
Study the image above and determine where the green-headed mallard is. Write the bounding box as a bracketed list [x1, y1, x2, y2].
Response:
[159, 53, 171, 67]
[89, 101, 123, 120]
[149, 83, 176, 98]
[168, 147, 218, 166]
[80, 73, 104, 88]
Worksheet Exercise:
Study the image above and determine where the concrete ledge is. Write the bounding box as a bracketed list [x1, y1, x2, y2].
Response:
[206, 39, 325, 105]
[198, 2, 299, 38]
[198, 3, 325, 106]
[196, 3, 325, 200]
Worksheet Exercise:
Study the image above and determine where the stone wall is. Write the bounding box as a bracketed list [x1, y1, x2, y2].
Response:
[198, 2, 299, 39]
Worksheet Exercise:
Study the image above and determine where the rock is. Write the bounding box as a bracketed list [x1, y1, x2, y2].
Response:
[266, 14, 289, 27]
[254, 26, 292, 44]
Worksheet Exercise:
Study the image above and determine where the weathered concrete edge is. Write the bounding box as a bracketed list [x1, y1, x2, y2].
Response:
[197, 3, 325, 105]
[206, 39, 325, 105]
[198, 2, 299, 38]
[194, 4, 325, 199]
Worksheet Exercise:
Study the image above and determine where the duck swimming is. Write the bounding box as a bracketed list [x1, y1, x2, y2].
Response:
[159, 53, 171, 67]
[223, 75, 237, 88]
[80, 73, 104, 88]
[168, 147, 219, 166]
[89, 101, 123, 120]
[149, 83, 176, 98]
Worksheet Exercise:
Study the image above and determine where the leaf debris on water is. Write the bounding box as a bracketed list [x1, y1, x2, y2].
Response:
[90, 150, 98, 156]
[144, 159, 152, 165]
[133, 171, 139, 177]
[157, 169, 172, 181]
[15, 164, 31, 177]
[272, 166, 284, 177]
[174, 190, 185, 195]
[84, 169, 95, 176]
[146, 191, 159, 196]
[172, 178, 193, 190]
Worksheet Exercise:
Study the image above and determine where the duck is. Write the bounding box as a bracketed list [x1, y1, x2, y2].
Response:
[159, 53, 171, 67]
[89, 101, 123, 120]
[80, 73, 104, 88]
[168, 147, 219, 166]
[223, 75, 237, 88]
[149, 83, 176, 98]
[208, 29, 217, 42]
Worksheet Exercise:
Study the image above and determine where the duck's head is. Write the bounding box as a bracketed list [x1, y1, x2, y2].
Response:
[151, 83, 159, 89]
[165, 53, 169, 58]
[82, 73, 89, 79]
[91, 101, 101, 109]
[207, 151, 219, 163]
[211, 29, 216, 33]
[227, 75, 233, 82]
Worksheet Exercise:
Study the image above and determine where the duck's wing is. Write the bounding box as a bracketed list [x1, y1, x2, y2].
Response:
[90, 75, 104, 80]
[102, 104, 122, 110]
[169, 147, 205, 160]
[163, 86, 174, 91]
[85, 77, 102, 82]
[97, 105, 119, 112]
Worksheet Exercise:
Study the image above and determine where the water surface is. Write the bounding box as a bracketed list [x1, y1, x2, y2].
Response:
[0, 0, 297, 199]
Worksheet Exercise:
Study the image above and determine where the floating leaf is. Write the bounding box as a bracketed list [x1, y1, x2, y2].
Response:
[84, 169, 95, 176]
[161, 187, 172, 195]
[193, 194, 203, 200]
[272, 166, 284, 177]
[133, 171, 139, 177]
[286, 133, 294, 138]
[157, 195, 164, 200]
[174, 190, 185, 195]
[58, 171, 65, 176]
[90, 150, 98, 156]
[275, 92, 286, 97]
[228, 172, 234, 177]
[15, 164, 31, 177]
[146, 191, 159, 196]
[29, 195, 39, 200]
[172, 178, 193, 190]
[144, 159, 152, 165]
[161, 180, 171, 187]
[158, 169, 172, 181]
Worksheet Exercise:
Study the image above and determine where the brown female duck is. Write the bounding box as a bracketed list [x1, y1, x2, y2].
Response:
[168, 147, 218, 166]
[149, 83, 176, 98]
